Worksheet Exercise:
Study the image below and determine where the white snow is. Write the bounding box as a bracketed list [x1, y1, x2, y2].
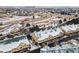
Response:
[61, 24, 79, 33]
[34, 28, 63, 41]
[0, 37, 30, 52]
[34, 24, 79, 41]
[13, 16, 33, 19]
[1, 24, 22, 35]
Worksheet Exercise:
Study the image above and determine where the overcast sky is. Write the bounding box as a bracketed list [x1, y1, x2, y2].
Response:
[0, 0, 79, 6]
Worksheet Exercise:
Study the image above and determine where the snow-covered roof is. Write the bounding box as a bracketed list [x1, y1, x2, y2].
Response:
[34, 24, 79, 41]
[0, 36, 30, 52]
[34, 27, 63, 41]
[61, 24, 79, 33]
[0, 24, 22, 35]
